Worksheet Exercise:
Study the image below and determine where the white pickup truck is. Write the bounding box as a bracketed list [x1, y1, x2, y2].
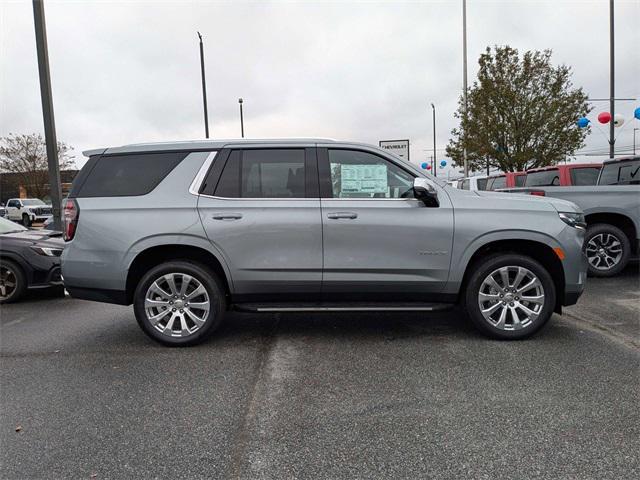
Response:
[4, 198, 53, 227]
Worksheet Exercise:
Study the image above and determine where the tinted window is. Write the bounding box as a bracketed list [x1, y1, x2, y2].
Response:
[515, 174, 526, 186]
[599, 159, 640, 185]
[476, 178, 488, 190]
[77, 152, 187, 197]
[214, 149, 306, 198]
[459, 179, 469, 190]
[7, 200, 20, 207]
[488, 176, 506, 190]
[570, 167, 601, 186]
[525, 169, 560, 186]
[327, 149, 414, 198]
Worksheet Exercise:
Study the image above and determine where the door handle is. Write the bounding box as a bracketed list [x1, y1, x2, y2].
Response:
[327, 212, 358, 220]
[212, 213, 243, 220]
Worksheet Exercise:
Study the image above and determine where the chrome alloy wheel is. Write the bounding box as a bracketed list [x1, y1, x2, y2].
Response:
[0, 266, 17, 300]
[585, 233, 623, 271]
[477, 266, 545, 331]
[144, 273, 210, 338]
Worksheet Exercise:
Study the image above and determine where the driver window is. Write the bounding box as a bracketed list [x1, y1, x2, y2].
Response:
[327, 149, 415, 199]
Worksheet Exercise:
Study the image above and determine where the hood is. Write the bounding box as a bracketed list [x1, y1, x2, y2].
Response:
[474, 190, 581, 213]
[0, 229, 64, 247]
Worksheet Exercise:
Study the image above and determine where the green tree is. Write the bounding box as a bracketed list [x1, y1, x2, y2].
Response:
[0, 133, 74, 199]
[446, 46, 591, 172]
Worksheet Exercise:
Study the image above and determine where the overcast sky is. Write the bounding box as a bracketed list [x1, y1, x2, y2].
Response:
[1, 0, 638, 176]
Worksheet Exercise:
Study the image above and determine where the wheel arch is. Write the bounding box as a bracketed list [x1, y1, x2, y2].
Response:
[585, 212, 637, 252]
[125, 244, 233, 304]
[458, 238, 565, 313]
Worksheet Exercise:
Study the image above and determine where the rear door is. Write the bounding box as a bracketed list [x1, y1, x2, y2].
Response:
[318, 146, 454, 301]
[197, 146, 322, 301]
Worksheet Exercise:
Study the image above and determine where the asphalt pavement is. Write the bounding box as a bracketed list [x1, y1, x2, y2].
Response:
[1, 266, 638, 480]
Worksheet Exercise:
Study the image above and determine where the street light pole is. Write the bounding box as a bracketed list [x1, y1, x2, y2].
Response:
[431, 103, 437, 177]
[32, 0, 62, 231]
[609, 0, 615, 159]
[238, 98, 244, 138]
[634, 128, 639, 155]
[462, 0, 469, 177]
[197, 32, 209, 139]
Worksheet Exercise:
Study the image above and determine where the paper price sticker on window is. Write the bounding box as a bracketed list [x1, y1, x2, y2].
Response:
[341, 164, 388, 193]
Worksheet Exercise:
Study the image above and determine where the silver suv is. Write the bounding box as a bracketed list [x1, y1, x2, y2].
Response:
[61, 139, 587, 346]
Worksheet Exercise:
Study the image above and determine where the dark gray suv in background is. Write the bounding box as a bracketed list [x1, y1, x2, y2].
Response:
[61, 139, 587, 346]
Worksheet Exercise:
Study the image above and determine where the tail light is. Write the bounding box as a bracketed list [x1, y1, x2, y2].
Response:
[529, 190, 546, 196]
[63, 198, 79, 241]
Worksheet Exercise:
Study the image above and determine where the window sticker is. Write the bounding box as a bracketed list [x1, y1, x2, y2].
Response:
[340, 164, 388, 194]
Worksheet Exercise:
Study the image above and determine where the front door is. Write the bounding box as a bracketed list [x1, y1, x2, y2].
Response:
[197, 147, 322, 301]
[318, 147, 454, 302]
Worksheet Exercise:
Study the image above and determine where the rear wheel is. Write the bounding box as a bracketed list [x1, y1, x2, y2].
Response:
[584, 223, 630, 277]
[0, 259, 27, 304]
[464, 254, 556, 340]
[133, 260, 225, 346]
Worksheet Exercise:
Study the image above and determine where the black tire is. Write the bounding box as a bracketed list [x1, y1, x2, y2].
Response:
[464, 253, 556, 340]
[0, 259, 27, 304]
[22, 214, 31, 228]
[584, 223, 630, 278]
[133, 260, 225, 347]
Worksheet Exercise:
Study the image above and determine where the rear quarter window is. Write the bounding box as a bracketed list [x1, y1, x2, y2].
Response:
[75, 152, 188, 197]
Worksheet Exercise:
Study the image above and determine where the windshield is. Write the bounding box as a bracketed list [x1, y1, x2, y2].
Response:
[599, 159, 640, 185]
[21, 199, 46, 206]
[0, 217, 27, 234]
[525, 169, 560, 187]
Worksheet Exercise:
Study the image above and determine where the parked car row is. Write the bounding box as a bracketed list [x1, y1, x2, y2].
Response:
[499, 156, 639, 277]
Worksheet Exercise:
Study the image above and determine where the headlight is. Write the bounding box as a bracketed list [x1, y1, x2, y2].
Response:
[30, 246, 63, 257]
[558, 212, 586, 230]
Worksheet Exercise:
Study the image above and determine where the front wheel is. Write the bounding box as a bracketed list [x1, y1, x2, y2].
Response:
[584, 223, 630, 277]
[22, 214, 31, 228]
[133, 261, 225, 347]
[0, 259, 27, 304]
[464, 254, 556, 340]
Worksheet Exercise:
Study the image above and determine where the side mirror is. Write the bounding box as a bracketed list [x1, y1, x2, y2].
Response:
[413, 178, 439, 207]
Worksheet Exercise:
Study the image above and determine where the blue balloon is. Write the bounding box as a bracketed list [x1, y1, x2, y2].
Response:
[635, 107, 640, 120]
[440, 160, 447, 167]
[577, 117, 590, 128]
[421, 162, 428, 169]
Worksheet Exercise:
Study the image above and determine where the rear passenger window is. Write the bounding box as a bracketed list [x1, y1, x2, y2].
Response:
[214, 149, 306, 198]
[570, 167, 601, 186]
[77, 152, 187, 197]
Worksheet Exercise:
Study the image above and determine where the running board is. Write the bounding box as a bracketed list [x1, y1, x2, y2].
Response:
[233, 302, 454, 313]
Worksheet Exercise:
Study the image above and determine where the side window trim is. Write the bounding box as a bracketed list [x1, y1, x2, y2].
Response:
[200, 147, 319, 200]
[317, 147, 418, 200]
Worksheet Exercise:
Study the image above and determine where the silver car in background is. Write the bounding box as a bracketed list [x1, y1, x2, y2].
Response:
[61, 139, 587, 346]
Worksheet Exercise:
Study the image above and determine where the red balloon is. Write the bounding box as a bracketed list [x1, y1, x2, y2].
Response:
[598, 112, 612, 124]
[426, 164, 432, 170]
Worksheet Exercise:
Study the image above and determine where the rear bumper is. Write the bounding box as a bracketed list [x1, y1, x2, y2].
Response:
[65, 286, 129, 305]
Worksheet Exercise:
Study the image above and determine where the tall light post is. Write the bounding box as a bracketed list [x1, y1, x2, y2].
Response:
[32, 0, 62, 231]
[431, 103, 437, 177]
[462, 0, 469, 177]
[634, 128, 639, 155]
[609, 0, 615, 158]
[238, 98, 244, 138]
[197, 32, 209, 139]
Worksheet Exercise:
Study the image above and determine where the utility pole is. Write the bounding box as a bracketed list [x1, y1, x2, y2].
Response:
[32, 0, 62, 231]
[238, 98, 244, 138]
[197, 32, 209, 138]
[609, 0, 615, 158]
[431, 103, 437, 177]
[634, 128, 638, 155]
[462, 0, 469, 177]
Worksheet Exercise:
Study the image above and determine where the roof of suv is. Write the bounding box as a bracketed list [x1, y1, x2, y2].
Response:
[83, 138, 339, 157]
[602, 155, 639, 165]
